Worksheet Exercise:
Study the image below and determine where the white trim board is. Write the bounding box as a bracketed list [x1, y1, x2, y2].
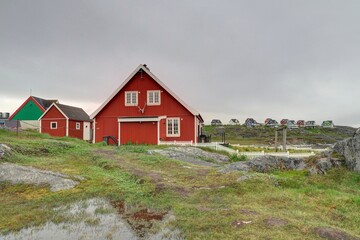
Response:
[118, 116, 166, 123]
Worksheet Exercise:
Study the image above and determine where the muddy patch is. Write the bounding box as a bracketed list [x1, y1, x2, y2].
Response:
[314, 227, 360, 240]
[263, 217, 288, 227]
[1, 198, 181, 240]
[110, 200, 170, 239]
[231, 220, 252, 228]
[240, 209, 260, 216]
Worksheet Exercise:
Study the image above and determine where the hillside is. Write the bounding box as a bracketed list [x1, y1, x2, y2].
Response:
[202, 125, 356, 145]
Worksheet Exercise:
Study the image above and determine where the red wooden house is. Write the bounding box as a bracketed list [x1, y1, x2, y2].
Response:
[39, 103, 92, 140]
[91, 64, 204, 145]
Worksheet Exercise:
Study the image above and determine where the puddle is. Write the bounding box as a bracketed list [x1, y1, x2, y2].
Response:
[1, 198, 182, 240]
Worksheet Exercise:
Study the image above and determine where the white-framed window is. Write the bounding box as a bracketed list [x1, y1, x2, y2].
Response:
[166, 118, 180, 137]
[147, 90, 161, 105]
[125, 91, 138, 106]
[50, 122, 57, 129]
[76, 122, 81, 130]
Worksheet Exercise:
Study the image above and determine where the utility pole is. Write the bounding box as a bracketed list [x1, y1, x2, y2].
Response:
[282, 127, 287, 152]
[274, 126, 287, 152]
[275, 130, 278, 152]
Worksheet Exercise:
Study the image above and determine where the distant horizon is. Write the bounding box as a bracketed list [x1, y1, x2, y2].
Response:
[2, 94, 359, 128]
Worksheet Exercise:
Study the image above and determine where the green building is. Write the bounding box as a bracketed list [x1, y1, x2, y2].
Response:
[9, 96, 58, 129]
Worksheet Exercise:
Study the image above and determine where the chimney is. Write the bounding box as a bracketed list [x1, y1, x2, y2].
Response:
[143, 64, 150, 71]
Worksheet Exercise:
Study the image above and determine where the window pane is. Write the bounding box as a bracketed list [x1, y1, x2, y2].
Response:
[154, 92, 159, 103]
[167, 119, 173, 134]
[173, 119, 179, 134]
[126, 93, 131, 104]
[131, 93, 136, 104]
[149, 92, 154, 103]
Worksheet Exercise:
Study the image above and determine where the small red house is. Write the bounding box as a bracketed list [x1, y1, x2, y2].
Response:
[39, 103, 92, 140]
[91, 64, 204, 145]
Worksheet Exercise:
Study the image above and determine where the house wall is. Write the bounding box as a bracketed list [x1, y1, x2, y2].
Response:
[69, 120, 83, 140]
[94, 71, 196, 144]
[41, 106, 67, 137]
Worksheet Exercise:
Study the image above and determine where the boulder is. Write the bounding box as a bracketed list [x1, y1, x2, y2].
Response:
[0, 144, 11, 159]
[333, 128, 360, 173]
[220, 154, 343, 174]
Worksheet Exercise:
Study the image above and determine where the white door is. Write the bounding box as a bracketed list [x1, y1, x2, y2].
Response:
[83, 122, 91, 140]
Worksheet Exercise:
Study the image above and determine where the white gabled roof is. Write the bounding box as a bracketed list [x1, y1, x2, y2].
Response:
[90, 64, 202, 121]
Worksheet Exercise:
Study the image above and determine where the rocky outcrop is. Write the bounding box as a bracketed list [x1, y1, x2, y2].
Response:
[333, 128, 360, 173]
[0, 144, 11, 159]
[0, 163, 82, 191]
[150, 147, 229, 167]
[220, 155, 344, 174]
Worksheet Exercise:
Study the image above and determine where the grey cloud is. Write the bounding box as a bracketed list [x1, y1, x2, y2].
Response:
[0, 0, 359, 126]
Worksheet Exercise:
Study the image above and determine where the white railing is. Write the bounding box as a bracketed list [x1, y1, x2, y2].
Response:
[238, 151, 315, 158]
[159, 141, 316, 158]
[159, 140, 193, 146]
[230, 143, 329, 152]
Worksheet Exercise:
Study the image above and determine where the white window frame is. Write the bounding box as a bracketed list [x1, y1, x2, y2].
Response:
[125, 91, 138, 106]
[147, 90, 161, 106]
[76, 122, 81, 130]
[50, 121, 57, 129]
[166, 118, 180, 137]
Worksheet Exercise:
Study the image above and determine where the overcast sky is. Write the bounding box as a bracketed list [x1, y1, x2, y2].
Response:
[1, 0, 360, 126]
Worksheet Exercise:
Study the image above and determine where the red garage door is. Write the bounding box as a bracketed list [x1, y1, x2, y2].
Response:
[120, 122, 157, 145]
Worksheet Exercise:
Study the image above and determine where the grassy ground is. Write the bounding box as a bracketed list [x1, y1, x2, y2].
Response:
[1, 129, 360, 239]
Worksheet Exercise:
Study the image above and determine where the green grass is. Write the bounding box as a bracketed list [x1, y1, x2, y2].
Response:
[0, 129, 360, 239]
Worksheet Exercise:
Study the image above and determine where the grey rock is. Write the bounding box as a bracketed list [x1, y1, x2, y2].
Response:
[237, 175, 251, 182]
[0, 144, 11, 159]
[333, 128, 360, 173]
[316, 158, 334, 174]
[0, 163, 80, 191]
[219, 162, 249, 173]
[152, 147, 224, 167]
[220, 154, 342, 174]
[221, 156, 307, 173]
[168, 147, 229, 163]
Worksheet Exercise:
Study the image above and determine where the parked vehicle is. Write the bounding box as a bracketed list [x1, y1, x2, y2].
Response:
[211, 119, 222, 126]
